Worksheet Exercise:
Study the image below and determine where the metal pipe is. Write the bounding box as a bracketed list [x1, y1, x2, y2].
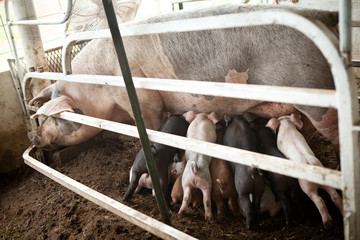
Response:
[61, 10, 339, 75]
[11, 0, 49, 73]
[23, 146, 197, 240]
[6, 0, 72, 26]
[102, 0, 169, 223]
[338, 2, 360, 240]
[339, 0, 352, 55]
[7, 60, 26, 115]
[5, 0, 26, 81]
[23, 72, 337, 108]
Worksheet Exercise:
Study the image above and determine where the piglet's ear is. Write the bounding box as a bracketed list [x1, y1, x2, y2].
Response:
[183, 111, 197, 123]
[31, 95, 74, 119]
[290, 113, 303, 130]
[266, 118, 280, 133]
[150, 145, 157, 155]
[208, 112, 221, 125]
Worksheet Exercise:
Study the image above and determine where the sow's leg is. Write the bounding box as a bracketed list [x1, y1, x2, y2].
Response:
[297, 106, 339, 158]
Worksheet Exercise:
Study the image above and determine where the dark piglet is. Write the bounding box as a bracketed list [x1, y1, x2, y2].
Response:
[246, 113, 303, 225]
[123, 115, 189, 207]
[223, 115, 265, 229]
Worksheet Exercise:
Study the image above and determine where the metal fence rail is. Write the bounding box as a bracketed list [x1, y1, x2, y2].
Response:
[22, 146, 197, 240]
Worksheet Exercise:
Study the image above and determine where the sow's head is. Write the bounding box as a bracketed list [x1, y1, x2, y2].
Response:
[28, 95, 83, 150]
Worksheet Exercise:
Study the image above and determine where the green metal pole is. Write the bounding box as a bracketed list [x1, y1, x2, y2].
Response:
[102, 0, 170, 223]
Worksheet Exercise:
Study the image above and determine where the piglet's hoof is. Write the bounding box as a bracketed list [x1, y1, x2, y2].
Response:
[324, 220, 333, 230]
[178, 209, 185, 215]
[205, 214, 214, 223]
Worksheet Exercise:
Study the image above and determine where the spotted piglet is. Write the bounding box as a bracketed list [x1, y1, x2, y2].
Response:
[178, 111, 220, 222]
[267, 113, 343, 229]
[223, 115, 265, 229]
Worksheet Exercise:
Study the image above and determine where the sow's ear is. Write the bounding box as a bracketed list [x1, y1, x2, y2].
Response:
[290, 113, 303, 130]
[116, 0, 142, 23]
[266, 118, 280, 133]
[31, 95, 74, 119]
[28, 84, 56, 106]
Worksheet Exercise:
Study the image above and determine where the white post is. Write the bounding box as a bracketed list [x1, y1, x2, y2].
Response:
[12, 0, 51, 96]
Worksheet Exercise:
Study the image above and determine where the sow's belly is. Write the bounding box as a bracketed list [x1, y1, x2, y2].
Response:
[159, 91, 296, 118]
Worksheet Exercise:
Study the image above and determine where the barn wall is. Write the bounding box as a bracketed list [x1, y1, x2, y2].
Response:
[0, 71, 29, 174]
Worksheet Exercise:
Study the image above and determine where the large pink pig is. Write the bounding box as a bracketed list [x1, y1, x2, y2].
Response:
[28, 4, 340, 155]
[178, 111, 220, 222]
[266, 113, 343, 229]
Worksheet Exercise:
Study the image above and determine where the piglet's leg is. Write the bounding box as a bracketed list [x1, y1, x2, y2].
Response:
[299, 180, 332, 229]
[277, 193, 294, 225]
[178, 187, 191, 215]
[214, 197, 226, 216]
[228, 196, 241, 217]
[323, 186, 344, 217]
[123, 172, 142, 201]
[201, 187, 213, 222]
[239, 194, 254, 229]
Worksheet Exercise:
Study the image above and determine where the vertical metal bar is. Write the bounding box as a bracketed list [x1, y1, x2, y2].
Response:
[101, 0, 170, 223]
[5, 0, 26, 82]
[339, 0, 352, 55]
[338, 1, 360, 239]
[12, 0, 49, 72]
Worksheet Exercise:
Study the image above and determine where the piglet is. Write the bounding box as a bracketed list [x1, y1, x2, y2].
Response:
[178, 111, 220, 222]
[223, 115, 265, 229]
[134, 153, 185, 197]
[171, 164, 203, 208]
[210, 123, 241, 217]
[267, 113, 343, 229]
[123, 115, 189, 207]
[249, 114, 303, 225]
[168, 153, 185, 184]
[237, 182, 281, 218]
[135, 173, 154, 195]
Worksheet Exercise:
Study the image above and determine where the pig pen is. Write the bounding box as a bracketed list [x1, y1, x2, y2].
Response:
[0, 129, 344, 239]
[3, 3, 358, 240]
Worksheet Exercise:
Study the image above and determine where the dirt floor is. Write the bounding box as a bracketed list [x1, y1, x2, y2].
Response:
[0, 128, 344, 240]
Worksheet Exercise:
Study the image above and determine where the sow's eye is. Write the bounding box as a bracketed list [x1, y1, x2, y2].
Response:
[53, 108, 84, 134]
